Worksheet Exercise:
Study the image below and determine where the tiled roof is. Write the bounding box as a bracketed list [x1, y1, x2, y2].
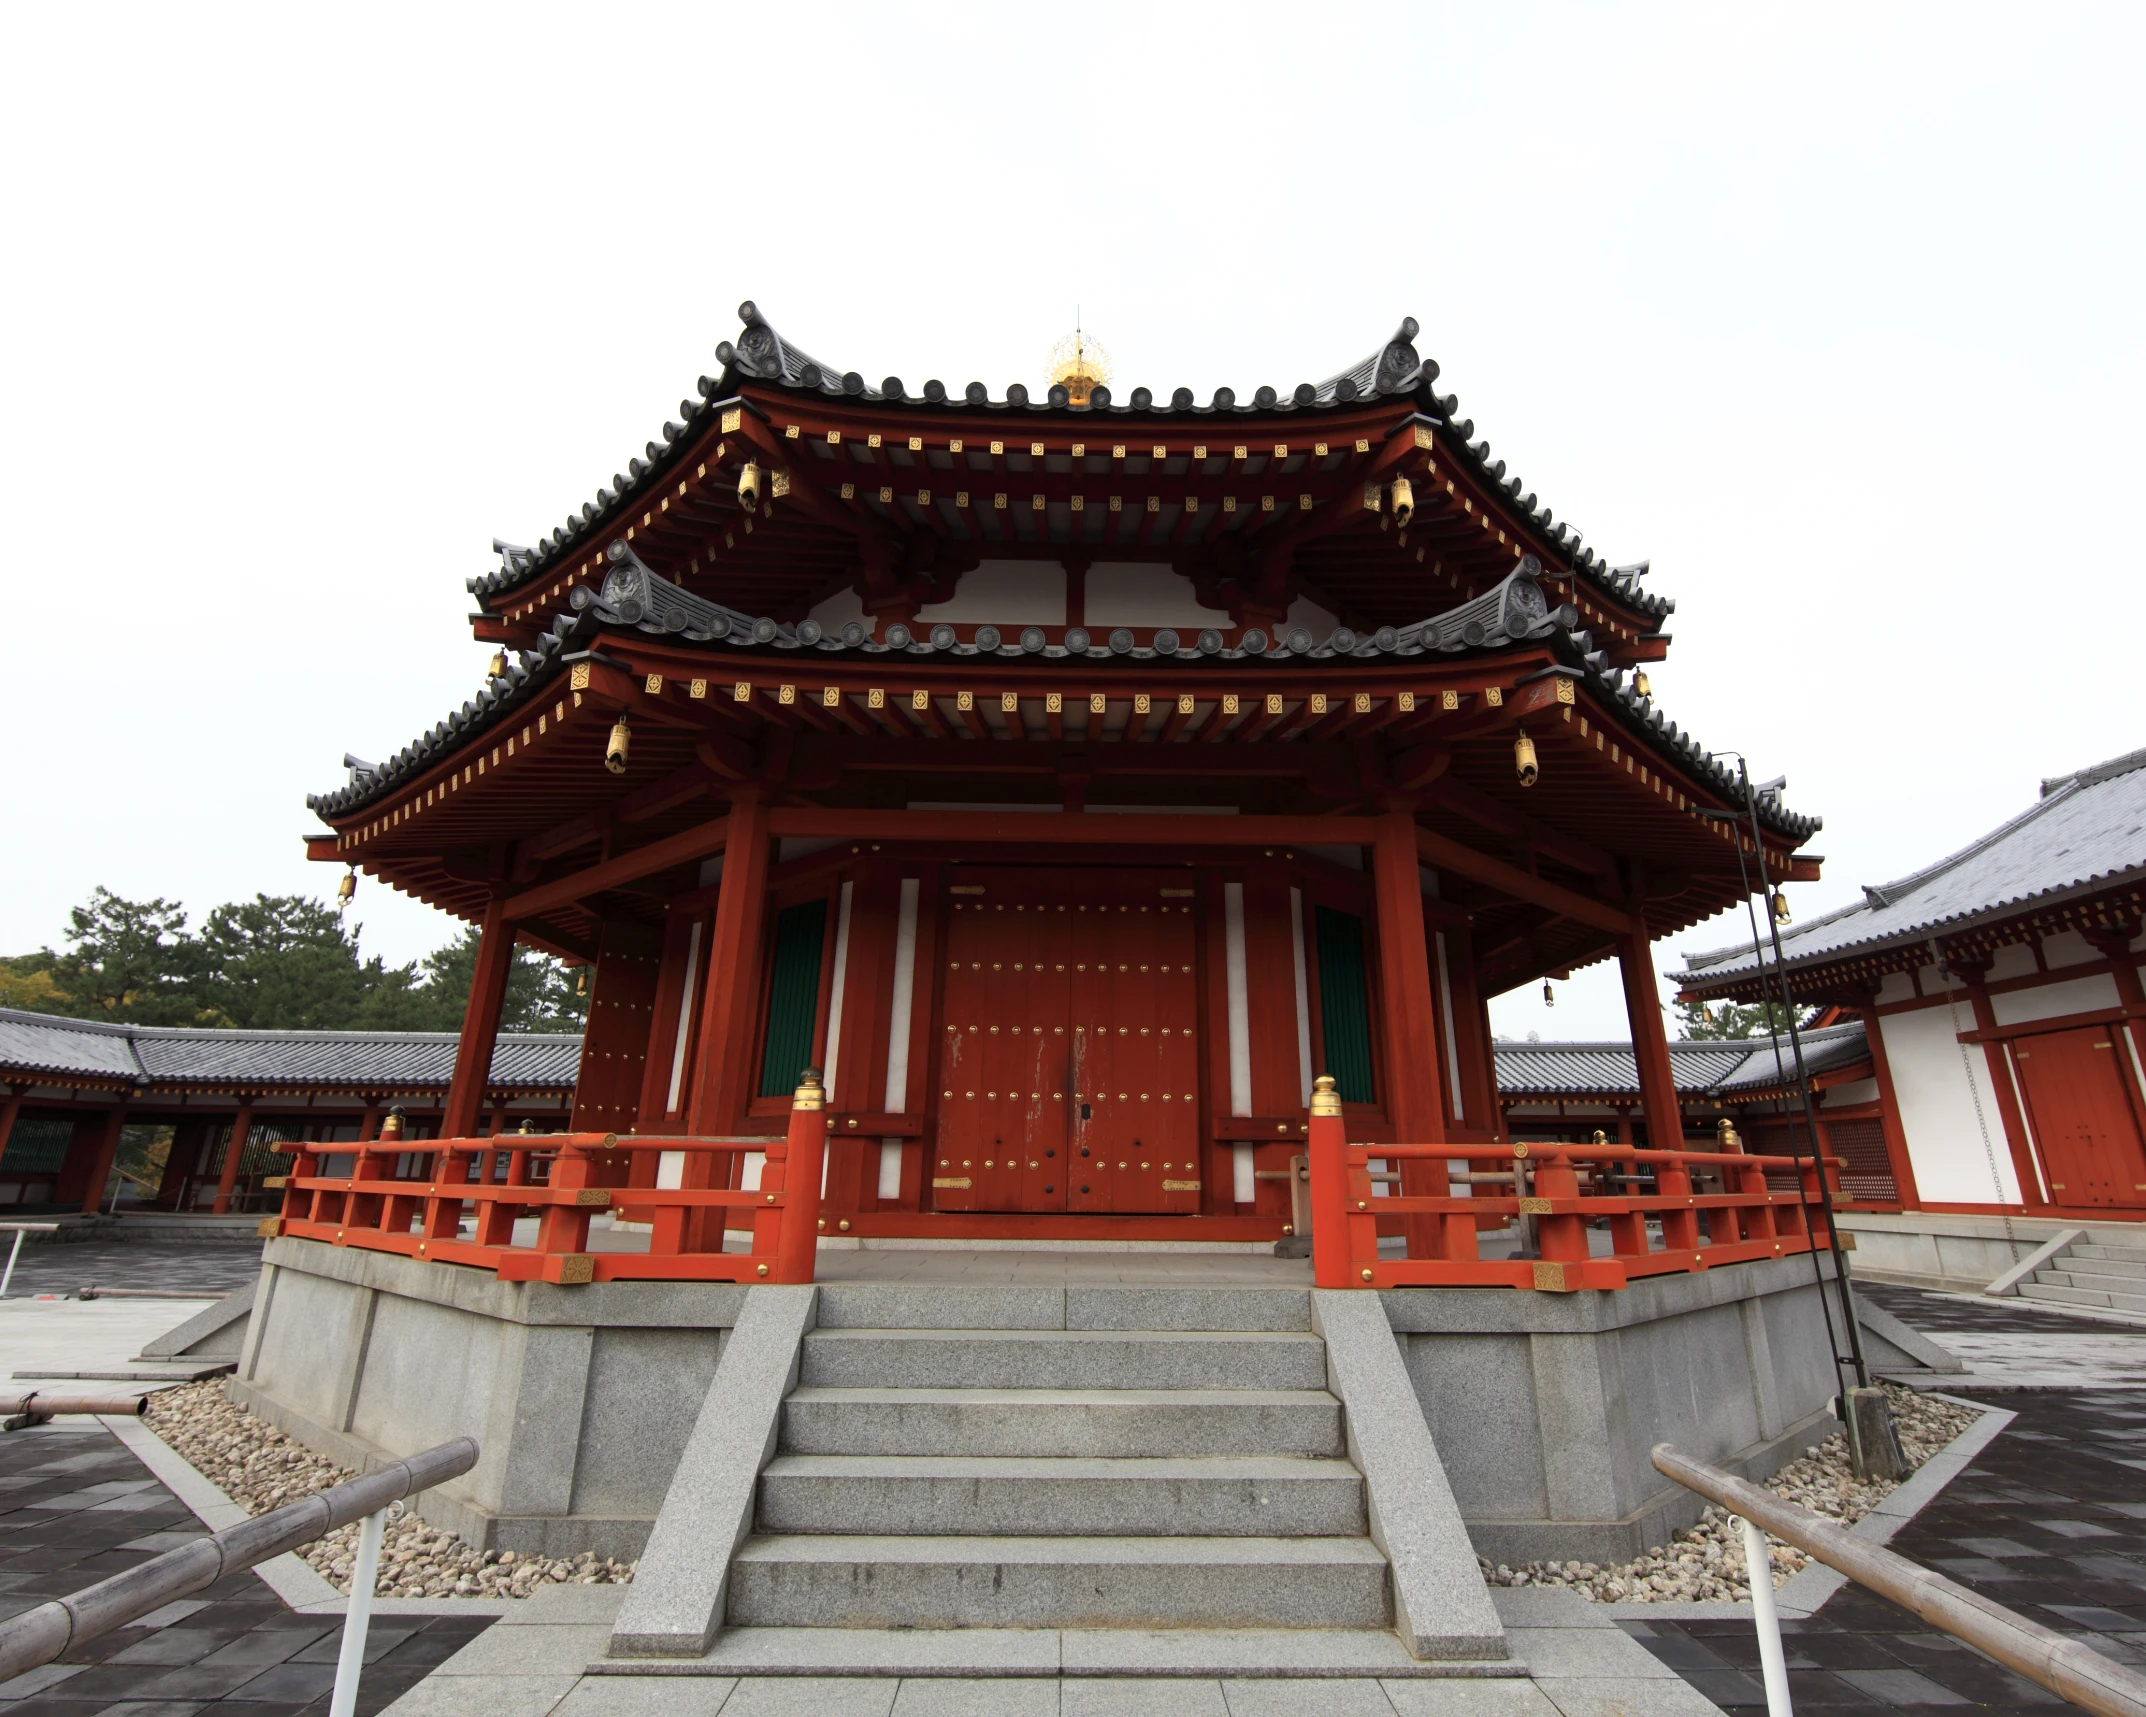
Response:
[467, 303, 1674, 628]
[0, 1007, 580, 1094]
[316, 548, 1819, 842]
[1686, 748, 2146, 986]
[1494, 1021, 1869, 1100]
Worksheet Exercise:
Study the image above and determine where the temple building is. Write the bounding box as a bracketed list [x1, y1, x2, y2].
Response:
[1682, 747, 2146, 1288]
[287, 303, 1823, 1247]
[0, 1009, 575, 1215]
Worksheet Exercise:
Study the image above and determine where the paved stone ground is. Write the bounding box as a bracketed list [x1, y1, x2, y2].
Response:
[1, 1240, 264, 1300]
[0, 1418, 492, 1714]
[1623, 1282, 2146, 1713]
[9, 1270, 2146, 1714]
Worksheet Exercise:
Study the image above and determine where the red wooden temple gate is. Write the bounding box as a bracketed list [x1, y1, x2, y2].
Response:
[284, 305, 1831, 1284]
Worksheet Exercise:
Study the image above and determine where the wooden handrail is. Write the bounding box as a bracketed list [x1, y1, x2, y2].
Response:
[1652, 1442, 2146, 1717]
[0, 1438, 477, 1684]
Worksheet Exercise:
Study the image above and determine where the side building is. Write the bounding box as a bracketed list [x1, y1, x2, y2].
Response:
[0, 1008, 577, 1217]
[1682, 746, 2146, 1287]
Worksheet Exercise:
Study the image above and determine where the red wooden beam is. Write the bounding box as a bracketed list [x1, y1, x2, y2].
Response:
[1413, 824, 1633, 937]
[765, 807, 1380, 848]
[503, 815, 730, 922]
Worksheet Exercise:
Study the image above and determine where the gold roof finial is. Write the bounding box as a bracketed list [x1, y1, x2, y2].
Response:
[1047, 314, 1112, 406]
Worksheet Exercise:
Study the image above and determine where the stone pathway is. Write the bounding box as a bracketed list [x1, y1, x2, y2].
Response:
[1, 1239, 263, 1300]
[0, 1416, 492, 1714]
[1623, 1283, 2146, 1713]
[11, 1273, 2146, 1714]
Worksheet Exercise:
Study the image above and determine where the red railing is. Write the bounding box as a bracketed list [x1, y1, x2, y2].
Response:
[264, 1076, 830, 1285]
[1305, 1076, 1843, 1291]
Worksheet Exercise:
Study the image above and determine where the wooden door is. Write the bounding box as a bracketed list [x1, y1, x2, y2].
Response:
[934, 882, 1072, 1212]
[1068, 879, 1201, 1215]
[2013, 1026, 2146, 1208]
[931, 869, 1200, 1215]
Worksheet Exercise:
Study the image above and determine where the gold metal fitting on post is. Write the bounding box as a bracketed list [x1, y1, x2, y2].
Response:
[1309, 1074, 1342, 1118]
[793, 1067, 826, 1112]
[1718, 1117, 1742, 1151]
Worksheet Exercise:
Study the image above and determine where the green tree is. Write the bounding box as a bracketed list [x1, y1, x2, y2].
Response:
[1676, 998, 1802, 1040]
[413, 927, 589, 1034]
[42, 888, 209, 1024]
[195, 894, 374, 1030]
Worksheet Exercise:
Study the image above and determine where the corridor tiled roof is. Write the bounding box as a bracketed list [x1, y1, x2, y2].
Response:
[0, 1008, 581, 1093]
[1494, 1021, 1869, 1100]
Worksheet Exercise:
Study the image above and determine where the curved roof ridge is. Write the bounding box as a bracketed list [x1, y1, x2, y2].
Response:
[467, 302, 1673, 630]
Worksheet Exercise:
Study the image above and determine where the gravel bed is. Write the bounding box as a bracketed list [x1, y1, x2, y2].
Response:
[1479, 1384, 1982, 1603]
[144, 1381, 635, 1598]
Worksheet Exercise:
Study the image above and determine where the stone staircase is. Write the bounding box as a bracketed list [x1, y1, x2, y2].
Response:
[2017, 1229, 2146, 1317]
[734, 1321, 1387, 1633]
[603, 1282, 1510, 1677]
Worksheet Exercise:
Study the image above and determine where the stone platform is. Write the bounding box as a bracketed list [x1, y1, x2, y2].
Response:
[231, 1238, 1949, 1576]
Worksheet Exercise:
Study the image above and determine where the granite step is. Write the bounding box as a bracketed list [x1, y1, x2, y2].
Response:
[798, 1327, 1328, 1391]
[2021, 1277, 2146, 1314]
[2057, 1247, 2146, 1277]
[756, 1453, 1367, 1538]
[723, 1532, 1392, 1630]
[779, 1386, 1345, 1459]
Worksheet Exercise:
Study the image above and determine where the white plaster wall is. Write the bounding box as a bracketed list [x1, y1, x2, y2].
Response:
[806, 586, 867, 632]
[1987, 943, 2039, 982]
[915, 561, 1065, 625]
[1822, 1077, 1879, 1108]
[1877, 1005, 2022, 1203]
[1875, 971, 1916, 1005]
[1285, 595, 1340, 637]
[1084, 564, 1224, 629]
[1991, 972, 2120, 1026]
[2042, 929, 2101, 969]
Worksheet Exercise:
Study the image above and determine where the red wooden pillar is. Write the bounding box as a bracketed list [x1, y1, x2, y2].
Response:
[79, 1104, 130, 1215]
[687, 794, 773, 1136]
[1856, 1002, 1923, 1210]
[444, 894, 516, 1142]
[1615, 919, 1685, 1152]
[1371, 807, 1465, 1259]
[212, 1098, 256, 1215]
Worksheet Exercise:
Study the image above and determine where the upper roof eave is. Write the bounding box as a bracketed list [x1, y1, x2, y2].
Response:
[466, 304, 1674, 629]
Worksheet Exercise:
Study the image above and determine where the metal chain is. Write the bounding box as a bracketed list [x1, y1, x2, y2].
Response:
[1935, 942, 2020, 1265]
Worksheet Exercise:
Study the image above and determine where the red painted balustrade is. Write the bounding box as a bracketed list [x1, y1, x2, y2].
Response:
[1304, 1075, 1844, 1291]
[263, 1076, 830, 1285]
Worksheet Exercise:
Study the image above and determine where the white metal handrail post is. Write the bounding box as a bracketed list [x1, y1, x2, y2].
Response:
[328, 1500, 396, 1717]
[0, 1223, 60, 1299]
[1740, 1514, 1793, 1717]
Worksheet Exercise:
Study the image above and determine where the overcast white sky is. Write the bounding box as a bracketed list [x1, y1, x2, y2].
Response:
[3, 3, 2139, 1041]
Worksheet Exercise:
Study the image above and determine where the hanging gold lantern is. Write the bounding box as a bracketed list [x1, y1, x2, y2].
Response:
[1632, 669, 1651, 699]
[1542, 979, 1556, 1007]
[1389, 475, 1415, 528]
[1773, 889, 1792, 925]
[605, 713, 631, 774]
[575, 968, 588, 996]
[1514, 729, 1540, 787]
[738, 460, 763, 510]
[336, 866, 356, 905]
